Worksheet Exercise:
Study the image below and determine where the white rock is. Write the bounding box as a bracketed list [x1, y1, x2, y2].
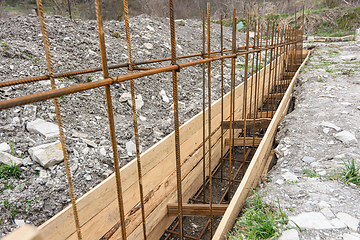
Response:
[341, 56, 357, 62]
[82, 139, 97, 148]
[289, 212, 346, 229]
[307, 36, 315, 42]
[323, 128, 330, 134]
[0, 142, 10, 152]
[14, 219, 25, 227]
[320, 121, 341, 131]
[318, 201, 331, 209]
[337, 212, 360, 231]
[281, 172, 298, 182]
[144, 43, 153, 50]
[334, 131, 358, 145]
[26, 119, 59, 138]
[343, 233, 360, 240]
[159, 89, 169, 103]
[341, 102, 353, 106]
[82, 147, 90, 155]
[28, 141, 64, 168]
[279, 229, 299, 240]
[12, 117, 20, 124]
[275, 179, 284, 185]
[39, 169, 49, 178]
[71, 130, 88, 138]
[128, 94, 144, 110]
[302, 156, 316, 164]
[119, 92, 132, 102]
[126, 141, 142, 157]
[88, 49, 96, 55]
[84, 174, 92, 181]
[146, 25, 154, 31]
[0, 152, 22, 166]
[321, 208, 335, 219]
[99, 147, 107, 156]
[139, 116, 147, 121]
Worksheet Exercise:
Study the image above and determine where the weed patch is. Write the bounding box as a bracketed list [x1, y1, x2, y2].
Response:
[227, 191, 288, 240]
[0, 163, 22, 179]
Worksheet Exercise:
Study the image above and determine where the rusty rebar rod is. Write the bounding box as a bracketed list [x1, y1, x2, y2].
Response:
[36, 0, 82, 239]
[122, 0, 147, 238]
[202, 10, 207, 205]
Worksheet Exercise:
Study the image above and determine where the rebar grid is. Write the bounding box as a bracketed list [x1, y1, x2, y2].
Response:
[0, 2, 305, 240]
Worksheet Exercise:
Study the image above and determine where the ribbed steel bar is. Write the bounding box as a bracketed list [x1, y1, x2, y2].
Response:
[220, 15, 224, 183]
[260, 21, 270, 113]
[122, 0, 147, 238]
[266, 22, 275, 117]
[95, 1, 127, 239]
[252, 20, 260, 157]
[202, 10, 207, 205]
[256, 23, 263, 117]
[169, 0, 183, 239]
[249, 21, 257, 122]
[227, 9, 237, 203]
[206, 3, 213, 237]
[242, 14, 250, 176]
[35, 1, 82, 239]
[271, 26, 280, 112]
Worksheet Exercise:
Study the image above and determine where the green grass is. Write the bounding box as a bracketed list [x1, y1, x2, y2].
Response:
[228, 191, 288, 240]
[303, 159, 360, 187]
[0, 163, 22, 179]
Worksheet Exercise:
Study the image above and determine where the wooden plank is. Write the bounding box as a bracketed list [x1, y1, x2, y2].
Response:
[222, 118, 271, 130]
[225, 137, 262, 146]
[167, 204, 228, 216]
[249, 111, 276, 118]
[2, 224, 43, 240]
[277, 80, 291, 86]
[212, 50, 311, 240]
[264, 93, 284, 99]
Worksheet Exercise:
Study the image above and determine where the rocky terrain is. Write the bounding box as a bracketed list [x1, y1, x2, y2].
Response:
[259, 42, 360, 239]
[0, 14, 252, 236]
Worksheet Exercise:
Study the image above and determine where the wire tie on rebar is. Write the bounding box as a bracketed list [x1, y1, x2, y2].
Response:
[175, 64, 181, 72]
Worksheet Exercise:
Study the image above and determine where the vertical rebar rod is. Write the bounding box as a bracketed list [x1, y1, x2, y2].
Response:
[35, 1, 82, 239]
[168, 0, 183, 239]
[302, 6, 305, 64]
[122, 0, 147, 238]
[271, 26, 280, 112]
[202, 10, 207, 205]
[227, 9, 236, 202]
[294, 6, 297, 70]
[94, 1, 127, 239]
[260, 21, 270, 113]
[266, 22, 275, 118]
[249, 21, 257, 126]
[252, 20, 260, 156]
[220, 15, 224, 183]
[206, 3, 213, 237]
[242, 14, 250, 176]
[256, 22, 262, 119]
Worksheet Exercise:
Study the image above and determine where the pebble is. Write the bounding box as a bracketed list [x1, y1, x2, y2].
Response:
[318, 201, 331, 209]
[119, 92, 132, 102]
[144, 43, 153, 50]
[334, 131, 358, 145]
[26, 118, 60, 138]
[82, 147, 90, 155]
[302, 156, 316, 164]
[82, 139, 97, 148]
[28, 141, 64, 168]
[159, 89, 169, 103]
[14, 219, 25, 227]
[320, 121, 341, 131]
[281, 172, 298, 182]
[84, 174, 92, 181]
[126, 141, 142, 157]
[343, 233, 360, 240]
[0, 152, 23, 166]
[127, 94, 144, 110]
[72, 130, 88, 138]
[323, 128, 330, 134]
[289, 212, 346, 229]
[0, 142, 10, 152]
[99, 147, 107, 156]
[336, 212, 360, 231]
[321, 208, 336, 219]
[279, 229, 299, 240]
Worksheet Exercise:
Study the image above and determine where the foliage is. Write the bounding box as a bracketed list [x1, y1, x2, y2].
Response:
[228, 191, 288, 240]
[338, 159, 360, 186]
[0, 163, 22, 179]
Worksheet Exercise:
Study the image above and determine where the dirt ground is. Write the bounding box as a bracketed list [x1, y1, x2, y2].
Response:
[254, 42, 360, 239]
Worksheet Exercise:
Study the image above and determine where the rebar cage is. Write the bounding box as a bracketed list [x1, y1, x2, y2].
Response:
[0, 1, 307, 239]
